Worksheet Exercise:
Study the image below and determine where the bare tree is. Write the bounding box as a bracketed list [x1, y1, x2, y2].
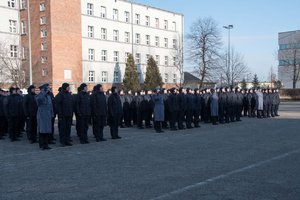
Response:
[0, 40, 26, 88]
[172, 36, 184, 87]
[268, 65, 277, 88]
[217, 47, 249, 86]
[186, 17, 222, 89]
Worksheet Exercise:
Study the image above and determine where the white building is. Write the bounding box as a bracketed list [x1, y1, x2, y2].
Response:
[81, 0, 184, 87]
[0, 0, 20, 84]
[278, 30, 300, 88]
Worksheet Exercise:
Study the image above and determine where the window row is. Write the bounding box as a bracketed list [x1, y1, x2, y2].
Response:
[87, 49, 177, 66]
[87, 70, 177, 84]
[87, 26, 178, 49]
[86, 3, 177, 31]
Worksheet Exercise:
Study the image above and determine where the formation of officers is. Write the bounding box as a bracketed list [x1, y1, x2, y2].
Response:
[0, 82, 280, 150]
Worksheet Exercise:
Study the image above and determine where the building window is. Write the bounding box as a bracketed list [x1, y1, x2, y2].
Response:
[113, 9, 118, 20]
[135, 53, 140, 64]
[155, 55, 160, 65]
[41, 29, 47, 38]
[41, 41, 47, 50]
[10, 45, 17, 58]
[88, 26, 94, 38]
[155, 18, 159, 28]
[164, 73, 168, 83]
[155, 36, 159, 47]
[21, 21, 26, 35]
[164, 20, 168, 30]
[88, 71, 95, 82]
[146, 54, 150, 63]
[164, 38, 168, 48]
[113, 30, 119, 41]
[173, 74, 177, 83]
[114, 71, 119, 83]
[172, 21, 176, 31]
[145, 16, 150, 26]
[40, 3, 46, 11]
[173, 39, 177, 49]
[113, 51, 119, 62]
[135, 14, 140, 24]
[88, 49, 94, 61]
[42, 69, 48, 77]
[64, 69, 72, 80]
[40, 17, 46, 25]
[8, 0, 15, 8]
[173, 57, 176, 66]
[135, 33, 140, 44]
[124, 11, 130, 23]
[101, 50, 107, 61]
[101, 71, 108, 83]
[87, 3, 93, 15]
[100, 6, 106, 18]
[125, 52, 130, 62]
[145, 35, 150, 46]
[9, 20, 17, 33]
[41, 56, 48, 64]
[164, 56, 169, 66]
[20, 0, 26, 9]
[101, 28, 107, 40]
[125, 32, 130, 43]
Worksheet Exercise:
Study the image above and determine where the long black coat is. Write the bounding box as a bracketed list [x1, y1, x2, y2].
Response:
[76, 91, 91, 116]
[55, 91, 73, 117]
[90, 91, 107, 117]
[4, 94, 22, 117]
[108, 93, 122, 125]
[23, 92, 38, 117]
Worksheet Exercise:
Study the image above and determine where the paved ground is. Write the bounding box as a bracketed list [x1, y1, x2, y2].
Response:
[1, 102, 300, 200]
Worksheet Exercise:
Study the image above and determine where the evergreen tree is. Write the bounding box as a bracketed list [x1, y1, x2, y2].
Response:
[144, 56, 163, 90]
[252, 74, 260, 88]
[241, 78, 247, 90]
[123, 54, 140, 92]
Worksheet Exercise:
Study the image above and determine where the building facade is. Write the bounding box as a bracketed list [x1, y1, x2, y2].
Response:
[0, 0, 21, 86]
[278, 30, 300, 89]
[1, 0, 184, 92]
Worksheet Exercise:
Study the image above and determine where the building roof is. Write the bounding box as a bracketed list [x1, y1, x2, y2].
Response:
[184, 72, 200, 83]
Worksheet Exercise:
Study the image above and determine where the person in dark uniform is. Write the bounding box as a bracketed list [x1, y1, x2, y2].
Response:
[23, 85, 38, 143]
[108, 86, 122, 139]
[235, 87, 243, 121]
[35, 83, 54, 150]
[16, 88, 25, 137]
[90, 84, 107, 142]
[4, 87, 21, 142]
[73, 86, 82, 138]
[273, 89, 280, 117]
[193, 88, 202, 128]
[76, 83, 91, 144]
[129, 90, 137, 126]
[168, 88, 179, 131]
[218, 87, 226, 124]
[162, 89, 170, 129]
[144, 90, 154, 128]
[242, 89, 249, 117]
[55, 83, 73, 146]
[123, 91, 132, 127]
[185, 88, 194, 129]
[177, 88, 186, 129]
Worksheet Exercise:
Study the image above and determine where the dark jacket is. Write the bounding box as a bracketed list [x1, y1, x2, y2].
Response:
[0, 95, 5, 117]
[4, 94, 22, 117]
[76, 91, 91, 116]
[90, 91, 107, 117]
[55, 91, 73, 117]
[23, 92, 38, 117]
[108, 93, 122, 118]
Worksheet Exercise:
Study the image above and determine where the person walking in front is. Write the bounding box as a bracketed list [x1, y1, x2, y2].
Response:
[35, 84, 54, 150]
[108, 86, 122, 139]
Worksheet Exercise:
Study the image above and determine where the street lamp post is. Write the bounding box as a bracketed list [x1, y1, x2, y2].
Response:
[223, 25, 233, 86]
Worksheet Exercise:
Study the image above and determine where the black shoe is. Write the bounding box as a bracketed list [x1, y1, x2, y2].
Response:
[170, 128, 178, 131]
[116, 136, 122, 139]
[42, 146, 52, 150]
[65, 142, 73, 146]
[85, 141, 90, 144]
[100, 138, 107, 141]
[49, 141, 56, 144]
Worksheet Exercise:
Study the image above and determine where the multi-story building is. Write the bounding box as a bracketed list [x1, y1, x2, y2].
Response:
[278, 30, 300, 88]
[1, 0, 184, 92]
[0, 0, 21, 86]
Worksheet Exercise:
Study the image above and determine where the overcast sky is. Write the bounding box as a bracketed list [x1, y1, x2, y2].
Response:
[132, 0, 300, 81]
